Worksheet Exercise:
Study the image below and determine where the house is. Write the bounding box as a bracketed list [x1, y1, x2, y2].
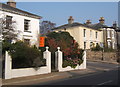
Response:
[86, 17, 117, 49]
[52, 16, 103, 50]
[0, 0, 42, 47]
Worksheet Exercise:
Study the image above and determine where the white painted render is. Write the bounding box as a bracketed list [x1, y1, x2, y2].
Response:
[5, 48, 51, 79]
[0, 10, 40, 47]
[56, 47, 86, 72]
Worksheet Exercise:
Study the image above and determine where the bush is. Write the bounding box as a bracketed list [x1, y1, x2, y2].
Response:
[45, 32, 84, 68]
[91, 44, 103, 51]
[6, 41, 45, 69]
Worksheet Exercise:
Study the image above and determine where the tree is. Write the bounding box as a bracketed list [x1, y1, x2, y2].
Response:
[0, 15, 18, 43]
[44, 32, 84, 68]
[40, 21, 56, 36]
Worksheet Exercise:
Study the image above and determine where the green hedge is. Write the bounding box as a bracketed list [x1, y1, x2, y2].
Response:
[3, 41, 46, 69]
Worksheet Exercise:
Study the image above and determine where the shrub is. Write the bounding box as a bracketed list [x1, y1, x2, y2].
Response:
[45, 32, 84, 68]
[91, 44, 103, 51]
[7, 41, 46, 69]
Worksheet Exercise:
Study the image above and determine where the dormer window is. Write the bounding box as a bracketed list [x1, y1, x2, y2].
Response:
[24, 19, 30, 32]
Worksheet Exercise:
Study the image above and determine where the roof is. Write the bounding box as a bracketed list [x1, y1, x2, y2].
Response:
[53, 22, 102, 31]
[87, 23, 108, 29]
[0, 3, 42, 19]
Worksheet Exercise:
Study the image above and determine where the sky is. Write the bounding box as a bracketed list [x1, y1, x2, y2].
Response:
[4, 1, 118, 27]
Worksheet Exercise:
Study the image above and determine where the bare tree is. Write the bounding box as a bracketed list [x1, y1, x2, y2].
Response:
[40, 21, 56, 36]
[0, 15, 18, 43]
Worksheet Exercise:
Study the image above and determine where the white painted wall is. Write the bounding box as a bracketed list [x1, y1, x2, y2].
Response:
[5, 47, 51, 79]
[0, 10, 40, 47]
[56, 47, 86, 72]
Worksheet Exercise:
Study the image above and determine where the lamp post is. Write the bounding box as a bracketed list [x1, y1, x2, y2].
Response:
[101, 42, 104, 60]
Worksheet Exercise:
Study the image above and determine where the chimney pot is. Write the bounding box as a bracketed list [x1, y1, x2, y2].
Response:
[68, 16, 74, 24]
[86, 20, 91, 25]
[99, 17, 105, 24]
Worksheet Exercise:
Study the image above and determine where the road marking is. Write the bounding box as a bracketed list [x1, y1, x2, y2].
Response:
[103, 69, 110, 71]
[97, 80, 113, 85]
[3, 75, 59, 85]
[116, 66, 120, 68]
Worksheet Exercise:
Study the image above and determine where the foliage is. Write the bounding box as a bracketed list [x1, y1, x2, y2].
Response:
[2, 41, 12, 54]
[62, 58, 83, 68]
[91, 44, 103, 51]
[45, 32, 84, 68]
[4, 41, 46, 69]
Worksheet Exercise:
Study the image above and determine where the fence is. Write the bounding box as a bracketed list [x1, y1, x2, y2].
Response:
[5, 47, 51, 79]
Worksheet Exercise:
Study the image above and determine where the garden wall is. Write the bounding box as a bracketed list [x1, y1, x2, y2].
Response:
[86, 50, 118, 62]
[4, 47, 87, 79]
[5, 48, 51, 79]
[56, 47, 86, 72]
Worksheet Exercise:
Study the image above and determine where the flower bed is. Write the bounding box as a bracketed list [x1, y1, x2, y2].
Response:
[62, 57, 83, 68]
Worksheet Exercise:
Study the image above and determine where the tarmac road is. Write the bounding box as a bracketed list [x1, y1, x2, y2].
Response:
[37, 69, 119, 85]
[33, 61, 119, 86]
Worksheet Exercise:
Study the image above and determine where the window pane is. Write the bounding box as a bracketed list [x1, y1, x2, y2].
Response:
[24, 19, 30, 31]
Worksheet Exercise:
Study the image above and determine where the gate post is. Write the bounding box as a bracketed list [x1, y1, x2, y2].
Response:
[5, 51, 12, 79]
[82, 50, 86, 69]
[43, 47, 51, 73]
[55, 47, 63, 71]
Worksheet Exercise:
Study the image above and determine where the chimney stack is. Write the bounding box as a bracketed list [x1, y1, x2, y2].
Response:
[113, 21, 117, 29]
[99, 17, 105, 24]
[7, 0, 16, 8]
[86, 20, 91, 25]
[68, 16, 74, 24]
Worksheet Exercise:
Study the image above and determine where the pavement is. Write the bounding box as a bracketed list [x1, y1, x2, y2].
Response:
[87, 59, 119, 65]
[1, 60, 119, 86]
[2, 68, 98, 86]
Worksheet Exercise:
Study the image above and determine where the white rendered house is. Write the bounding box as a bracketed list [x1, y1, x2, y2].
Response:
[0, 0, 41, 47]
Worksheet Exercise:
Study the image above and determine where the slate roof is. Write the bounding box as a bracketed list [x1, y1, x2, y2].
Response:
[0, 3, 42, 19]
[86, 23, 108, 29]
[53, 22, 104, 31]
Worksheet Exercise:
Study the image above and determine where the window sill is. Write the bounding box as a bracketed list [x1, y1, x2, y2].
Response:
[24, 30, 31, 33]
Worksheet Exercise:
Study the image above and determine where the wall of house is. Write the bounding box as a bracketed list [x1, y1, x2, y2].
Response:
[103, 28, 117, 49]
[0, 10, 40, 47]
[79, 26, 103, 49]
[117, 31, 120, 46]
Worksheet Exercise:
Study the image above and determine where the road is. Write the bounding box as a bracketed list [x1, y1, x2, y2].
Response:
[0, 59, 2, 87]
[0, 58, 2, 78]
[33, 61, 119, 86]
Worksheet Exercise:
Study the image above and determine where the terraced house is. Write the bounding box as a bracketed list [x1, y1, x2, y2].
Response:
[86, 17, 117, 49]
[0, 0, 41, 47]
[53, 16, 117, 50]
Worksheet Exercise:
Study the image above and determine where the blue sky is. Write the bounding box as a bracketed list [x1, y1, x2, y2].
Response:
[16, 2, 118, 27]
